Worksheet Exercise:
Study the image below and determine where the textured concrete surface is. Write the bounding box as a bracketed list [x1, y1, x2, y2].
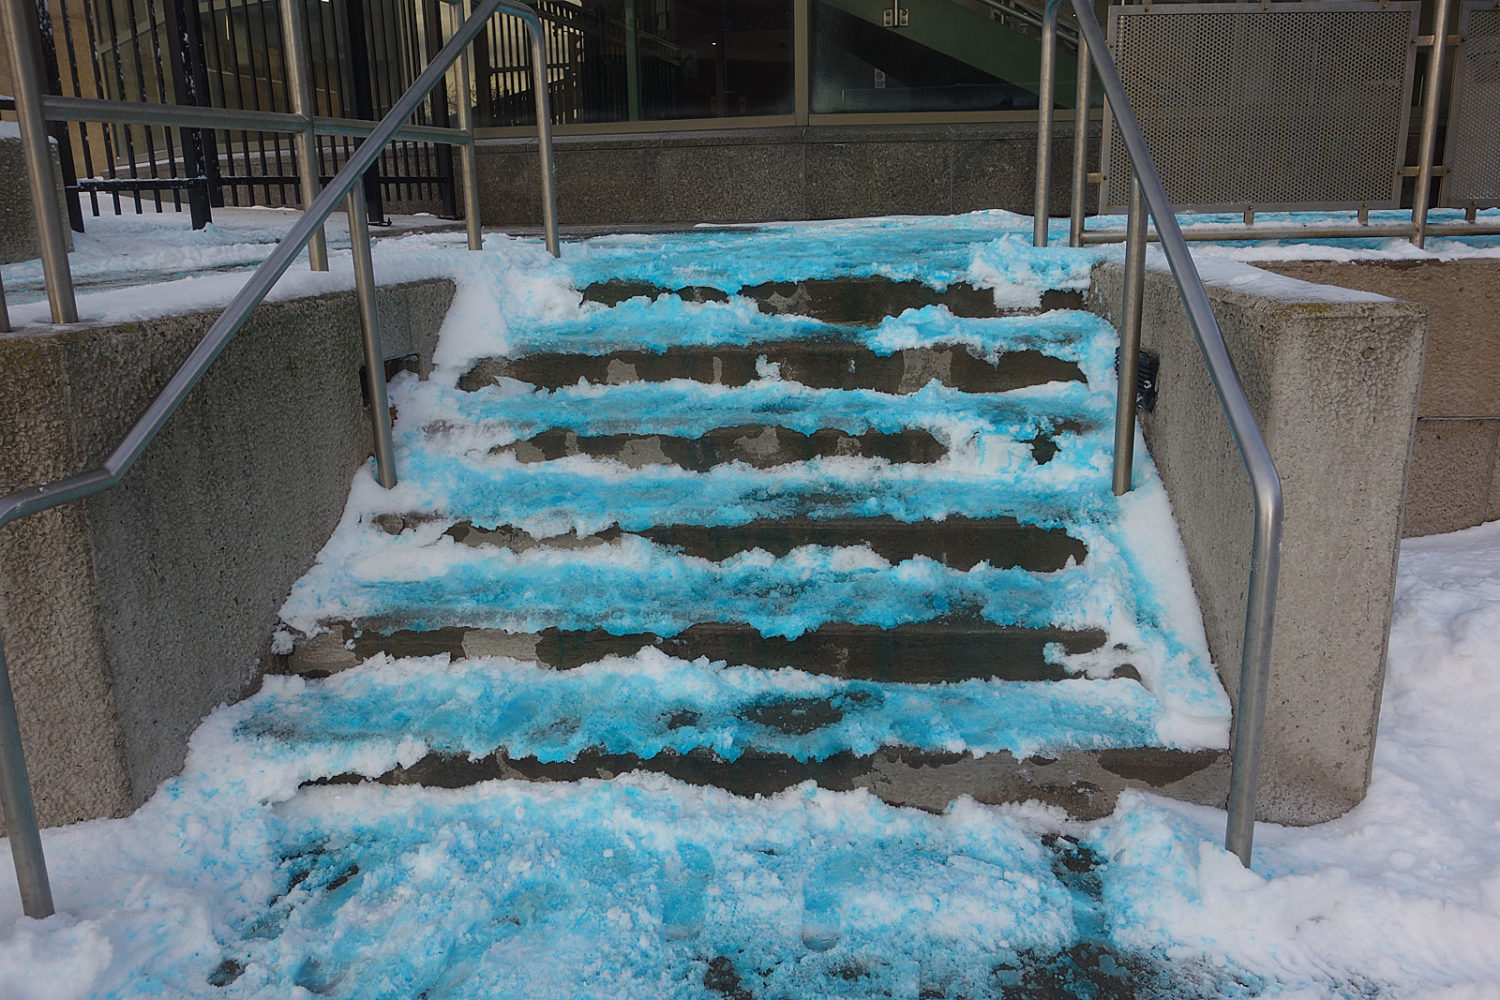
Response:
[1263, 260, 1500, 537]
[0, 279, 453, 832]
[1090, 258, 1428, 825]
[1404, 419, 1500, 537]
[0, 134, 75, 265]
[477, 121, 1091, 226]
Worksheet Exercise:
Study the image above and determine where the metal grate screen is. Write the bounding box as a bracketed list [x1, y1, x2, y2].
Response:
[1100, 2, 1420, 214]
[1440, 3, 1500, 208]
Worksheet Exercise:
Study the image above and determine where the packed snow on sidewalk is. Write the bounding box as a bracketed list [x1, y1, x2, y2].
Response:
[1, 211, 1499, 998]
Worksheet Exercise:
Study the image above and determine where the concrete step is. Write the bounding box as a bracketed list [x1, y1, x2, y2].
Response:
[310, 744, 1224, 821]
[458, 341, 1085, 394]
[440, 515, 1088, 572]
[278, 619, 1114, 683]
[487, 426, 951, 471]
[580, 276, 1084, 325]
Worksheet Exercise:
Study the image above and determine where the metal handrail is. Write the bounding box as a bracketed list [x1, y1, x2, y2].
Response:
[1035, 0, 1284, 868]
[0, 0, 559, 919]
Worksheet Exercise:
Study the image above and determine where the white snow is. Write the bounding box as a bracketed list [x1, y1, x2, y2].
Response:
[1, 207, 1499, 997]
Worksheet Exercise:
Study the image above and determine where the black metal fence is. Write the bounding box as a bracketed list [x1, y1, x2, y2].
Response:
[24, 0, 459, 230]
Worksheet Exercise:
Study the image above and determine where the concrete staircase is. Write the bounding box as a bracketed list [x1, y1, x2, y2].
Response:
[262, 229, 1230, 820]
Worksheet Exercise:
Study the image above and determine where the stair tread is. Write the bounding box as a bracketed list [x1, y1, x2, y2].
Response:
[487, 303, 1114, 380]
[411, 378, 1105, 453]
[245, 651, 1225, 766]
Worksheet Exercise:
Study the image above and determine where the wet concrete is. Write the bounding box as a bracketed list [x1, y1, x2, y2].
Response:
[488, 426, 948, 471]
[459, 341, 1085, 395]
[446, 515, 1088, 572]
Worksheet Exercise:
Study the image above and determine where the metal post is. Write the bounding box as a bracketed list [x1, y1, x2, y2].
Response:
[163, 0, 212, 229]
[522, 14, 560, 256]
[1069, 33, 1091, 248]
[624, 0, 641, 121]
[1033, 0, 1060, 247]
[346, 182, 398, 487]
[279, 0, 329, 271]
[0, 638, 54, 919]
[2, 0, 78, 324]
[449, 0, 483, 250]
[1113, 175, 1146, 496]
[0, 270, 11, 333]
[1412, 0, 1453, 248]
[420, 0, 458, 220]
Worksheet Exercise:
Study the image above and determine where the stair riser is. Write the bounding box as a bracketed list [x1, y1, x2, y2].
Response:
[312, 745, 1227, 820]
[581, 277, 1084, 325]
[488, 426, 950, 471]
[278, 621, 1110, 683]
[459, 344, 1085, 395]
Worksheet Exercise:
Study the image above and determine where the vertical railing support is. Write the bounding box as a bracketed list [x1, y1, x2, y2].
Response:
[280, 0, 330, 271]
[0, 636, 54, 919]
[1033, 0, 1061, 247]
[1113, 175, 1146, 496]
[521, 10, 560, 256]
[1411, 0, 1453, 248]
[449, 0, 484, 251]
[346, 182, 398, 488]
[1069, 33, 1092, 248]
[0, 271, 11, 333]
[2, 0, 79, 324]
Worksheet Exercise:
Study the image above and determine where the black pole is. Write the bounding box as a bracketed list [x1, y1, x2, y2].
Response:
[421, 0, 457, 218]
[343, 0, 385, 223]
[162, 0, 213, 227]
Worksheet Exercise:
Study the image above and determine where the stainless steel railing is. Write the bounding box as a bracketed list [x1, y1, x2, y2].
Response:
[1034, 0, 1284, 868]
[0, 0, 559, 919]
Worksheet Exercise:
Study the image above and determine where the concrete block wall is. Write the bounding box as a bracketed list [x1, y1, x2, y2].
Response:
[475, 121, 1086, 226]
[0, 280, 454, 833]
[0, 133, 74, 265]
[1090, 258, 1428, 825]
[1261, 260, 1500, 538]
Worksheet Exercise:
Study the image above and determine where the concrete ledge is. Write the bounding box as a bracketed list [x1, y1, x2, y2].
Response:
[477, 121, 1090, 226]
[0, 279, 454, 832]
[1259, 259, 1500, 537]
[1089, 256, 1428, 825]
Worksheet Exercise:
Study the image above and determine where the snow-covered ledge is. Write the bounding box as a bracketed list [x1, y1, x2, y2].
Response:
[1089, 252, 1428, 826]
[0, 279, 454, 833]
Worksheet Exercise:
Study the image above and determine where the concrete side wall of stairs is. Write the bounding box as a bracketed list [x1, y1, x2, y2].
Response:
[0, 279, 454, 834]
[1090, 259, 1428, 825]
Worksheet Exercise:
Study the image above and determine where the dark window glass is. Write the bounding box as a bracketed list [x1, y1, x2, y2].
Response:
[481, 0, 794, 125]
[811, 0, 1049, 113]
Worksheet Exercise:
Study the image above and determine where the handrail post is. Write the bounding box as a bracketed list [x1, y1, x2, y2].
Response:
[347, 182, 398, 487]
[1411, 0, 1453, 248]
[449, 0, 484, 251]
[1113, 175, 1145, 495]
[1066, 0, 1283, 867]
[1033, 0, 1061, 247]
[1069, 32, 1091, 248]
[0, 633, 54, 918]
[1, 0, 78, 324]
[280, 0, 330, 271]
[521, 13, 561, 256]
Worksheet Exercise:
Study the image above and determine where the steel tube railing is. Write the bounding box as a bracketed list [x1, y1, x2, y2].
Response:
[1113, 177, 1146, 495]
[0, 0, 558, 920]
[1068, 33, 1091, 249]
[280, 0, 328, 271]
[448, 0, 484, 252]
[1078, 220, 1500, 244]
[1, 0, 77, 323]
[1412, 0, 1454, 248]
[1036, 0, 1284, 868]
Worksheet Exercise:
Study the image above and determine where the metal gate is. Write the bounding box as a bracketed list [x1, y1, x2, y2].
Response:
[24, 0, 457, 228]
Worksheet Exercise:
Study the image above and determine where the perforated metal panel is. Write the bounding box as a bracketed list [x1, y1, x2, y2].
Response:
[1440, 2, 1500, 208]
[1099, 2, 1420, 214]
